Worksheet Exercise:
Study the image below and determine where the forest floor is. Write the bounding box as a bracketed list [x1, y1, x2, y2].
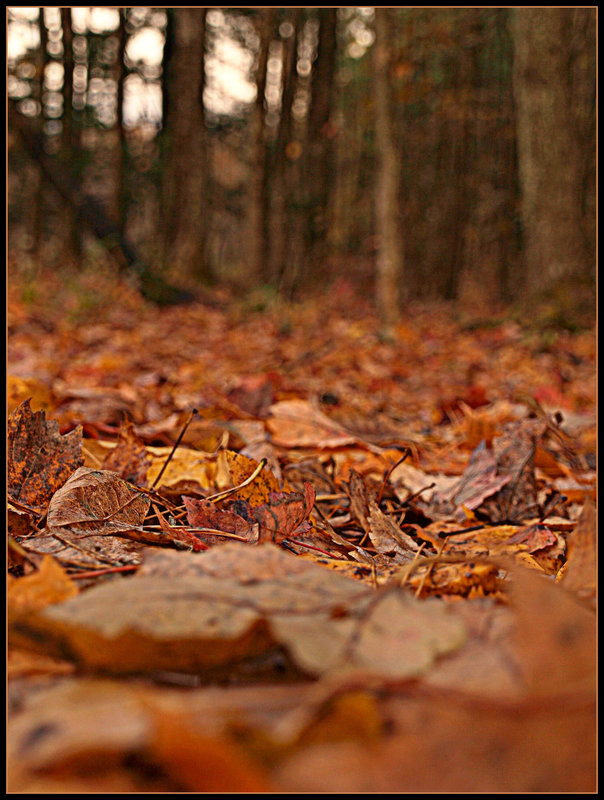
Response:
[7, 270, 597, 792]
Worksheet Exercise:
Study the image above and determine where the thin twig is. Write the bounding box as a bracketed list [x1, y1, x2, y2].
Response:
[151, 408, 199, 489]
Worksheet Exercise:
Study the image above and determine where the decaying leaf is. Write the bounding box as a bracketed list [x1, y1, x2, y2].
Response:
[10, 543, 466, 681]
[429, 440, 510, 519]
[8, 399, 83, 513]
[367, 501, 420, 563]
[268, 399, 358, 448]
[102, 417, 151, 486]
[8, 555, 78, 615]
[184, 482, 316, 546]
[557, 497, 596, 600]
[46, 467, 150, 535]
[15, 468, 153, 569]
[219, 449, 281, 505]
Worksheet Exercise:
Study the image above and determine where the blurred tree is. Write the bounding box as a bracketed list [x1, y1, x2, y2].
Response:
[116, 9, 127, 241]
[7, 7, 594, 314]
[372, 7, 403, 335]
[512, 8, 590, 295]
[306, 8, 337, 277]
[248, 8, 275, 283]
[268, 9, 301, 288]
[60, 8, 81, 259]
[31, 9, 49, 258]
[161, 7, 210, 281]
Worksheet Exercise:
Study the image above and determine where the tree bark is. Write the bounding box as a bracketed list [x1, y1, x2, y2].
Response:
[116, 8, 127, 240]
[161, 8, 210, 281]
[248, 8, 275, 283]
[60, 7, 81, 259]
[373, 8, 404, 336]
[306, 8, 337, 277]
[269, 10, 300, 287]
[512, 8, 588, 293]
[32, 9, 49, 257]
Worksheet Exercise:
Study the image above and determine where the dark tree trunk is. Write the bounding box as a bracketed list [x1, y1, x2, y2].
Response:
[269, 9, 300, 287]
[248, 8, 275, 283]
[161, 8, 210, 281]
[305, 8, 337, 278]
[116, 8, 127, 240]
[60, 7, 81, 259]
[32, 9, 49, 257]
[373, 8, 403, 336]
[512, 8, 588, 294]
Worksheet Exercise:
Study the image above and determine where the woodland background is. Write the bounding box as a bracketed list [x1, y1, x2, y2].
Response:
[8, 7, 596, 326]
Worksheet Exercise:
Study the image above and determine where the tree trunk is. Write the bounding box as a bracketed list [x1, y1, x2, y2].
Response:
[60, 7, 81, 259]
[306, 8, 337, 278]
[269, 10, 300, 287]
[248, 9, 275, 284]
[116, 9, 127, 240]
[32, 9, 49, 258]
[373, 8, 404, 336]
[512, 8, 588, 294]
[161, 8, 210, 281]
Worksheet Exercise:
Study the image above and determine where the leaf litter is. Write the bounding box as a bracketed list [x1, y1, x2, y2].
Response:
[6, 293, 596, 792]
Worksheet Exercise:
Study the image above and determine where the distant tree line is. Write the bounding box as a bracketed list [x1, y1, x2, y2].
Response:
[8, 7, 595, 322]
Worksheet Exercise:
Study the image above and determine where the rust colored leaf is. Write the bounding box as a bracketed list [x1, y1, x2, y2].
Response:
[8, 555, 78, 615]
[183, 483, 316, 547]
[221, 449, 281, 505]
[102, 417, 151, 486]
[150, 711, 275, 792]
[7, 399, 83, 513]
[10, 543, 465, 681]
[557, 497, 596, 600]
[267, 399, 358, 448]
[430, 440, 510, 519]
[253, 483, 317, 544]
[367, 501, 420, 563]
[183, 495, 258, 544]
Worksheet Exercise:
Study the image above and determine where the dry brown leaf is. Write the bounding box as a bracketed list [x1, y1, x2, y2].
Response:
[8, 555, 78, 615]
[557, 497, 596, 600]
[11, 543, 465, 681]
[268, 399, 358, 448]
[102, 417, 151, 486]
[8, 399, 83, 513]
[367, 501, 420, 562]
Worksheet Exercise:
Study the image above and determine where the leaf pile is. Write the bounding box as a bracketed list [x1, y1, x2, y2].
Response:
[7, 294, 596, 792]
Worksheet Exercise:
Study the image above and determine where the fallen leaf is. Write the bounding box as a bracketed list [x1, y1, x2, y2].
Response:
[150, 710, 275, 792]
[46, 467, 150, 535]
[11, 543, 466, 681]
[253, 483, 317, 543]
[367, 501, 420, 563]
[8, 555, 78, 615]
[219, 449, 281, 505]
[8, 399, 83, 513]
[557, 498, 596, 600]
[102, 418, 151, 486]
[429, 440, 510, 518]
[268, 399, 358, 448]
